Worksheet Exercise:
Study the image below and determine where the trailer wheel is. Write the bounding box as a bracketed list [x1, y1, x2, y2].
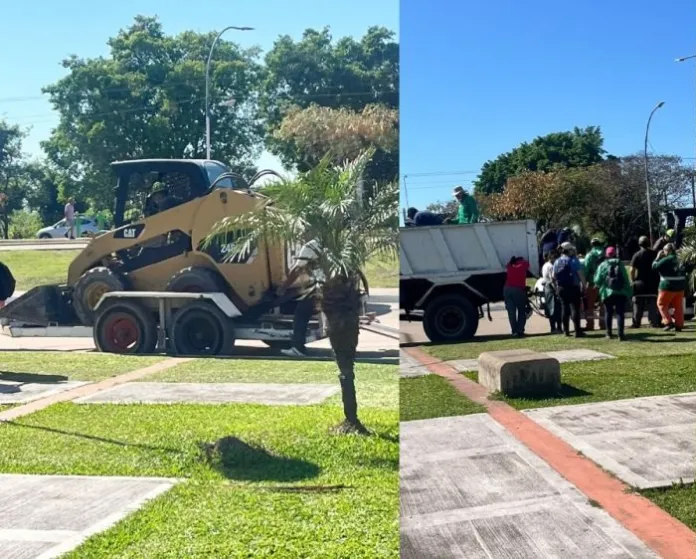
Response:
[94, 301, 157, 355]
[170, 300, 235, 356]
[423, 294, 479, 343]
[73, 267, 127, 326]
[166, 267, 224, 293]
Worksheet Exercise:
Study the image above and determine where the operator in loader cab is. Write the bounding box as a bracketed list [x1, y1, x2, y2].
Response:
[276, 240, 325, 358]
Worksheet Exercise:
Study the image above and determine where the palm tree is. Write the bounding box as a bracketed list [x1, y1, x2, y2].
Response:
[208, 150, 398, 433]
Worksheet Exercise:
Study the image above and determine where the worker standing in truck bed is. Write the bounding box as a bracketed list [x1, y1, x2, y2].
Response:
[444, 185, 479, 224]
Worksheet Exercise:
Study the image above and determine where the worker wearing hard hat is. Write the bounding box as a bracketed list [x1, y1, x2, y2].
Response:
[443, 185, 479, 225]
[653, 229, 675, 253]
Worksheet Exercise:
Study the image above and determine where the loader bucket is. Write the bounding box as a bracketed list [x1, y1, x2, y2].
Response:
[0, 285, 76, 327]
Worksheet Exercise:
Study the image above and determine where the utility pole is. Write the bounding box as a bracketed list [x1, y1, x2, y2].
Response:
[644, 101, 666, 246]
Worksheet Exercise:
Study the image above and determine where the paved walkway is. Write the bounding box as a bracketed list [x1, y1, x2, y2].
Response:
[0, 474, 175, 559]
[403, 346, 696, 559]
[402, 415, 658, 558]
[76, 381, 340, 406]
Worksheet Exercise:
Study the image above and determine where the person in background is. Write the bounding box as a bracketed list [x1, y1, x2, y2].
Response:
[653, 229, 675, 253]
[504, 255, 530, 337]
[540, 227, 558, 259]
[541, 250, 562, 333]
[583, 238, 605, 331]
[557, 227, 573, 247]
[594, 246, 632, 341]
[64, 197, 76, 239]
[630, 235, 661, 328]
[406, 207, 444, 227]
[444, 185, 479, 224]
[652, 243, 686, 332]
[552, 242, 586, 338]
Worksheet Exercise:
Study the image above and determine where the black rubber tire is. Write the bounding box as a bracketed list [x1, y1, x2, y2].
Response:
[94, 300, 157, 355]
[170, 300, 235, 356]
[263, 340, 293, 350]
[73, 267, 127, 326]
[38, 233, 51, 240]
[166, 266, 224, 293]
[422, 294, 479, 343]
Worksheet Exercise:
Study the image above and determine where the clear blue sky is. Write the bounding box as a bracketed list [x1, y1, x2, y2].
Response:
[0, 0, 398, 171]
[401, 0, 696, 211]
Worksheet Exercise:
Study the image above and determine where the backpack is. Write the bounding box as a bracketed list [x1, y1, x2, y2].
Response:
[554, 257, 575, 287]
[606, 261, 624, 291]
[0, 261, 15, 301]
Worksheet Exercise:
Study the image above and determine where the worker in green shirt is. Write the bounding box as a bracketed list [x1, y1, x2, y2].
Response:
[583, 238, 605, 330]
[652, 243, 686, 331]
[444, 185, 479, 224]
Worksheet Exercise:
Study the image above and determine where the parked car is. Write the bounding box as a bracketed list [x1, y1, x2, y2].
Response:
[36, 216, 101, 239]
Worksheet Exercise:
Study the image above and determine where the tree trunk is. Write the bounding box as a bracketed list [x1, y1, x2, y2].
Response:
[321, 275, 367, 434]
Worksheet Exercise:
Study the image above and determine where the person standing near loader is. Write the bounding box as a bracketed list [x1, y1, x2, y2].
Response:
[652, 243, 686, 332]
[552, 242, 586, 338]
[593, 246, 632, 340]
[444, 185, 479, 224]
[64, 197, 76, 240]
[630, 236, 661, 328]
[503, 256, 530, 337]
[583, 238, 605, 331]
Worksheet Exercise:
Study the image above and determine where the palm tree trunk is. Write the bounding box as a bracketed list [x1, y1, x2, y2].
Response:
[321, 275, 367, 434]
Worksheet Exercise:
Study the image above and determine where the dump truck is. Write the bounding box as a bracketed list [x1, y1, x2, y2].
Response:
[0, 159, 354, 355]
[400, 220, 539, 342]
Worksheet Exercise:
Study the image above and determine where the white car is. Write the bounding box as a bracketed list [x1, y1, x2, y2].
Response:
[37, 216, 101, 239]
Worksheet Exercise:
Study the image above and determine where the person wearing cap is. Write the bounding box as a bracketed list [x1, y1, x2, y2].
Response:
[630, 235, 661, 328]
[444, 185, 479, 225]
[653, 229, 675, 253]
[583, 238, 605, 331]
[552, 242, 586, 337]
[406, 207, 444, 227]
[593, 246, 632, 340]
[652, 243, 686, 332]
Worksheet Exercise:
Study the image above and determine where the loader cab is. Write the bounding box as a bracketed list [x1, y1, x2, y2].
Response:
[111, 159, 240, 227]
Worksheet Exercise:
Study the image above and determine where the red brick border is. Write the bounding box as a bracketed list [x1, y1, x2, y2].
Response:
[404, 346, 696, 559]
[0, 357, 191, 422]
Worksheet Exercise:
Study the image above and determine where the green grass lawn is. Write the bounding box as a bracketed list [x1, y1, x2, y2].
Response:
[0, 250, 79, 290]
[642, 484, 696, 532]
[400, 374, 485, 421]
[424, 327, 696, 362]
[0, 351, 164, 382]
[462, 353, 696, 409]
[364, 254, 397, 289]
[0, 402, 398, 558]
[146, 359, 396, 410]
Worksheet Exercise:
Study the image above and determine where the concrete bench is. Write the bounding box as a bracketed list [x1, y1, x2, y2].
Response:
[478, 349, 561, 398]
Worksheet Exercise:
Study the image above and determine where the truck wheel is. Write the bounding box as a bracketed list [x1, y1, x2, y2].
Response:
[166, 267, 224, 293]
[423, 294, 479, 343]
[170, 300, 235, 356]
[94, 301, 157, 355]
[73, 267, 127, 326]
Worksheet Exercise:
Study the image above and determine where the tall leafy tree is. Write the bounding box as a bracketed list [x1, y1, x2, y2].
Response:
[0, 120, 28, 237]
[41, 15, 264, 210]
[260, 26, 398, 178]
[208, 151, 398, 433]
[474, 126, 607, 195]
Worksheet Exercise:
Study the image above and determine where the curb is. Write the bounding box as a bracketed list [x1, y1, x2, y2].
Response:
[403, 346, 696, 559]
[0, 358, 191, 422]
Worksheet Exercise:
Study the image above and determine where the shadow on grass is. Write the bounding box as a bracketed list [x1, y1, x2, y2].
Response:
[492, 383, 593, 403]
[199, 436, 321, 483]
[0, 371, 69, 384]
[4, 421, 183, 454]
[627, 332, 696, 344]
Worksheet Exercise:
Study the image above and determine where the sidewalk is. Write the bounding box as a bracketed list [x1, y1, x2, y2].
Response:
[402, 346, 696, 559]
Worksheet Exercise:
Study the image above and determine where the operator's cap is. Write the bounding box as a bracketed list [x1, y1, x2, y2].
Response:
[605, 246, 616, 258]
[452, 185, 467, 197]
[591, 237, 602, 245]
[666, 229, 675, 237]
[561, 242, 575, 251]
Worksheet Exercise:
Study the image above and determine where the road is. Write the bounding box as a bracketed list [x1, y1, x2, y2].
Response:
[0, 239, 88, 251]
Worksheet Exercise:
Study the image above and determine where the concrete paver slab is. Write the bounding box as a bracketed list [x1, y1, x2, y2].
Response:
[0, 474, 175, 559]
[75, 381, 340, 406]
[524, 393, 696, 489]
[447, 349, 614, 372]
[0, 381, 89, 405]
[401, 414, 657, 558]
[400, 350, 430, 378]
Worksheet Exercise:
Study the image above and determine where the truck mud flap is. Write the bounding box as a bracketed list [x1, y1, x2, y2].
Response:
[0, 285, 76, 327]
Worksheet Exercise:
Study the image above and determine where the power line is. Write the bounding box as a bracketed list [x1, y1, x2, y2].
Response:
[403, 170, 478, 178]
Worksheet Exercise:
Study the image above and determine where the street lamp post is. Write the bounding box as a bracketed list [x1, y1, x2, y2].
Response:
[676, 54, 696, 211]
[205, 26, 253, 160]
[644, 101, 665, 246]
